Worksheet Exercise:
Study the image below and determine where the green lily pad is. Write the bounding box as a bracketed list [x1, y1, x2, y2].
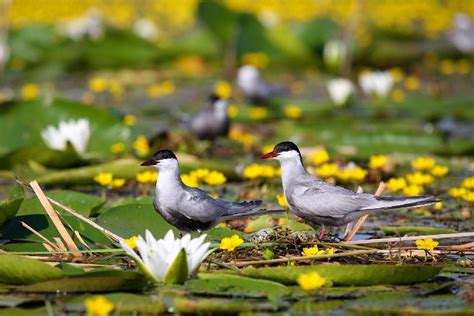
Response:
[17, 190, 104, 217]
[96, 203, 176, 239]
[0, 185, 24, 226]
[0, 255, 65, 285]
[189, 273, 288, 298]
[239, 264, 443, 286]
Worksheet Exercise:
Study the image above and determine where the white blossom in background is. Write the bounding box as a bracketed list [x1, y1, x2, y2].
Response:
[120, 230, 212, 284]
[449, 13, 474, 53]
[41, 118, 90, 154]
[327, 78, 355, 107]
[323, 40, 347, 71]
[133, 18, 160, 41]
[358, 71, 394, 98]
[59, 8, 103, 41]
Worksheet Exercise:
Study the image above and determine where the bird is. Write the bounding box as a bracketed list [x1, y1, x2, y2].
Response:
[237, 65, 287, 105]
[261, 141, 438, 239]
[141, 149, 273, 231]
[182, 93, 230, 141]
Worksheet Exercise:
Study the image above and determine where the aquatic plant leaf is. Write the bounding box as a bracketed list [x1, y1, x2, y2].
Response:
[239, 264, 443, 286]
[0, 255, 65, 285]
[165, 248, 189, 285]
[381, 225, 456, 235]
[0, 186, 24, 227]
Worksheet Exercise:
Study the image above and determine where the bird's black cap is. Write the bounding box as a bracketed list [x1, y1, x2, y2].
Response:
[273, 141, 301, 155]
[141, 149, 177, 166]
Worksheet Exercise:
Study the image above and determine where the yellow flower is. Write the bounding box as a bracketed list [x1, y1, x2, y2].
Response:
[297, 272, 326, 291]
[316, 163, 338, 178]
[189, 168, 210, 180]
[220, 234, 244, 252]
[461, 177, 474, 189]
[404, 76, 420, 91]
[276, 194, 288, 209]
[439, 59, 455, 75]
[94, 173, 113, 187]
[463, 191, 474, 203]
[227, 104, 238, 118]
[391, 88, 405, 103]
[389, 67, 404, 82]
[204, 171, 226, 186]
[146, 80, 175, 99]
[181, 174, 199, 187]
[124, 236, 138, 249]
[243, 164, 263, 179]
[214, 80, 232, 99]
[406, 172, 434, 186]
[133, 135, 150, 157]
[241, 52, 268, 69]
[434, 202, 443, 210]
[111, 178, 126, 189]
[449, 187, 466, 199]
[368, 155, 387, 169]
[110, 143, 125, 154]
[415, 238, 438, 251]
[21, 83, 39, 100]
[88, 77, 108, 93]
[403, 184, 423, 196]
[430, 165, 448, 177]
[411, 157, 435, 171]
[248, 106, 268, 120]
[302, 245, 325, 256]
[159, 80, 175, 95]
[285, 105, 302, 119]
[123, 114, 137, 126]
[136, 171, 157, 184]
[386, 177, 407, 192]
[325, 248, 334, 255]
[229, 129, 256, 145]
[310, 150, 329, 166]
[338, 167, 367, 182]
[84, 295, 114, 316]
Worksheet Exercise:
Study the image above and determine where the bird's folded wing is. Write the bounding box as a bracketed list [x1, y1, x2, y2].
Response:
[291, 184, 374, 218]
[177, 187, 227, 223]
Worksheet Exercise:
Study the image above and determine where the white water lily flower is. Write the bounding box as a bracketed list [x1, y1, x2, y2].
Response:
[133, 18, 160, 41]
[358, 71, 394, 98]
[41, 118, 90, 154]
[323, 40, 347, 71]
[327, 78, 355, 107]
[120, 230, 212, 284]
[59, 9, 103, 41]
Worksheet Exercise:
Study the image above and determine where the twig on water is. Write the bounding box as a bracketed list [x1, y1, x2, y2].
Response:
[345, 182, 386, 241]
[344, 232, 474, 245]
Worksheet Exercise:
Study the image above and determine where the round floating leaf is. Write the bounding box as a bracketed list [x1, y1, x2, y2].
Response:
[165, 248, 188, 285]
[0, 255, 65, 285]
[189, 273, 288, 298]
[0, 187, 24, 227]
[239, 264, 443, 286]
[96, 203, 176, 239]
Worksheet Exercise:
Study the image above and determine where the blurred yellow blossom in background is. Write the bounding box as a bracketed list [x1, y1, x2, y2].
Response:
[123, 114, 137, 126]
[248, 107, 268, 120]
[241, 52, 268, 69]
[214, 80, 232, 99]
[411, 157, 435, 171]
[94, 172, 113, 186]
[368, 155, 387, 169]
[204, 171, 227, 186]
[386, 177, 407, 192]
[133, 135, 150, 157]
[110, 142, 125, 154]
[297, 272, 326, 291]
[21, 83, 39, 100]
[284, 105, 302, 119]
[84, 295, 114, 316]
[181, 174, 199, 187]
[310, 149, 329, 166]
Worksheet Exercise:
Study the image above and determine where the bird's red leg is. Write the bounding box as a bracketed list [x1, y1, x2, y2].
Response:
[318, 225, 326, 240]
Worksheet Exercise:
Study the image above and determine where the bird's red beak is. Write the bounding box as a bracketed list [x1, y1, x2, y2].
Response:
[261, 152, 277, 159]
[140, 158, 157, 166]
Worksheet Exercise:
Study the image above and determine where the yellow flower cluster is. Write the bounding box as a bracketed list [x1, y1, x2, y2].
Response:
[248, 107, 268, 120]
[181, 168, 227, 187]
[368, 155, 388, 169]
[297, 272, 326, 291]
[123, 114, 137, 126]
[147, 80, 175, 99]
[284, 105, 302, 120]
[243, 163, 280, 179]
[93, 172, 126, 189]
[227, 104, 238, 118]
[411, 156, 435, 171]
[449, 177, 474, 203]
[136, 171, 158, 184]
[229, 129, 256, 145]
[220, 234, 244, 252]
[302, 245, 334, 257]
[309, 149, 329, 166]
[316, 164, 367, 183]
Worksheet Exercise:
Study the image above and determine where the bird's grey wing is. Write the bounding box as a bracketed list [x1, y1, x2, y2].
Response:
[176, 187, 228, 223]
[288, 180, 375, 219]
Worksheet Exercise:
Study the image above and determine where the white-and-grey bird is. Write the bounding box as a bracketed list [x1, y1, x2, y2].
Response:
[141, 149, 271, 231]
[262, 141, 437, 239]
[182, 94, 230, 140]
[237, 65, 287, 104]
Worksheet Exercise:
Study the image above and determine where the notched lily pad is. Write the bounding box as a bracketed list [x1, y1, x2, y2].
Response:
[0, 255, 65, 285]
